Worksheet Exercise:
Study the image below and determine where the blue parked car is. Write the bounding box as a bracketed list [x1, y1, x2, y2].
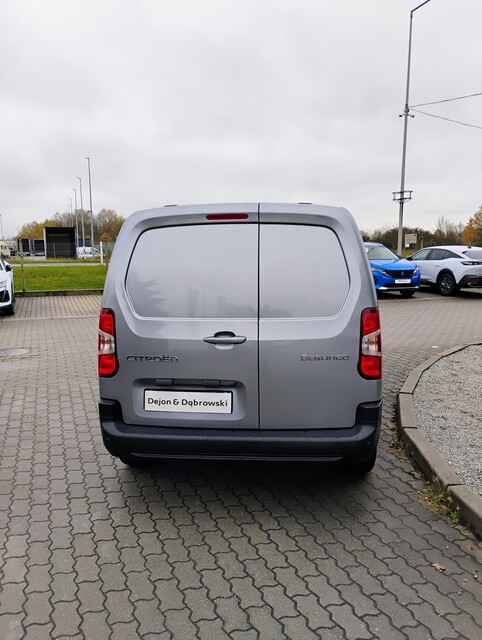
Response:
[364, 242, 420, 297]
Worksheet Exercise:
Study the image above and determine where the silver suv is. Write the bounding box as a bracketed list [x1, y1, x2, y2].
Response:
[98, 203, 382, 472]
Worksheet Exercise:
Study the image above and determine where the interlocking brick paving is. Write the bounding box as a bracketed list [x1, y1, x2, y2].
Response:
[1, 292, 481, 639]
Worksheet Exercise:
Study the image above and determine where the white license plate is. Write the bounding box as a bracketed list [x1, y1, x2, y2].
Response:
[144, 390, 232, 414]
[395, 279, 411, 284]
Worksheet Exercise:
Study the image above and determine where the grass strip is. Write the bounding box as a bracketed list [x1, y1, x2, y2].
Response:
[12, 265, 107, 291]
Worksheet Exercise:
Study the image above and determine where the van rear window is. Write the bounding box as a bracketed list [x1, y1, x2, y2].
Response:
[126, 223, 349, 320]
[259, 225, 349, 318]
[126, 224, 258, 318]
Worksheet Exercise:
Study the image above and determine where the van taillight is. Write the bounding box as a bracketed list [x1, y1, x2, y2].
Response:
[206, 213, 249, 220]
[98, 308, 118, 377]
[359, 307, 382, 379]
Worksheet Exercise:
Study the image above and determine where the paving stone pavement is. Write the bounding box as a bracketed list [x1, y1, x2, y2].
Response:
[0, 291, 481, 640]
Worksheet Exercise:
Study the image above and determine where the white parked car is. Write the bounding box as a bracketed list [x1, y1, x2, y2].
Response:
[407, 245, 482, 295]
[0, 257, 15, 315]
[77, 246, 100, 258]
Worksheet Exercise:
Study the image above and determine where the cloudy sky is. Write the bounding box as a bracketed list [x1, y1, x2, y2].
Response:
[1, 0, 481, 239]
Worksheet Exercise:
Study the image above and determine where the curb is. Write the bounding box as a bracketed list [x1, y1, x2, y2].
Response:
[397, 342, 482, 538]
[15, 290, 103, 297]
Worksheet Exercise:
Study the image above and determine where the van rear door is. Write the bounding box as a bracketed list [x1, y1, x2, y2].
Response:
[258, 205, 372, 430]
[120, 206, 260, 430]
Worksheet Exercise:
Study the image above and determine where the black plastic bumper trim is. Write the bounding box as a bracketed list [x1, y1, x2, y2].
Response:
[99, 399, 382, 462]
[458, 275, 482, 288]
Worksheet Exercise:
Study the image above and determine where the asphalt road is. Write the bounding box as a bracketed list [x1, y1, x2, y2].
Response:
[0, 291, 481, 639]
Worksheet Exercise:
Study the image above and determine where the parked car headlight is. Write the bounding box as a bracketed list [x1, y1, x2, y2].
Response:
[371, 267, 389, 276]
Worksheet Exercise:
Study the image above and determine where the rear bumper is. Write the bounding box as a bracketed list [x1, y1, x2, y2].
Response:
[458, 275, 482, 288]
[99, 399, 382, 462]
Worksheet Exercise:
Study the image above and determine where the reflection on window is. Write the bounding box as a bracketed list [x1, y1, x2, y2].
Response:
[260, 225, 349, 318]
[126, 224, 258, 318]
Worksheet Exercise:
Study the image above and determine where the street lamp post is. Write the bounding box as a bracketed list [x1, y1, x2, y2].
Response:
[76, 176, 86, 248]
[72, 188, 79, 248]
[85, 156, 94, 250]
[395, 0, 432, 256]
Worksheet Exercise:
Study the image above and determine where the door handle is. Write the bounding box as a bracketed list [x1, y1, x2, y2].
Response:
[203, 332, 247, 345]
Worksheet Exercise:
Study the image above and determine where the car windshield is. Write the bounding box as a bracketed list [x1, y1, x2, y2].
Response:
[366, 245, 398, 260]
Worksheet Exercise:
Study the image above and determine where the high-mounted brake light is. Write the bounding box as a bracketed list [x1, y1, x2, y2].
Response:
[98, 308, 118, 377]
[358, 307, 382, 379]
[206, 213, 249, 220]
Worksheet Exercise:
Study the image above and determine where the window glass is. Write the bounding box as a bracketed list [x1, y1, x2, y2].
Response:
[365, 244, 398, 260]
[463, 249, 482, 259]
[260, 225, 349, 318]
[126, 224, 258, 318]
[411, 248, 431, 260]
[443, 250, 460, 259]
[429, 248, 447, 260]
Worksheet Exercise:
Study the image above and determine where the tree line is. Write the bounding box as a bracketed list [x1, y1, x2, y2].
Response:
[15, 203, 482, 250]
[361, 204, 482, 250]
[16, 209, 125, 245]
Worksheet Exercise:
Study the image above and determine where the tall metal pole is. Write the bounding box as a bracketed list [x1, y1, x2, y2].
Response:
[72, 188, 79, 248]
[0, 213, 3, 239]
[85, 156, 94, 250]
[77, 176, 85, 248]
[396, 0, 431, 255]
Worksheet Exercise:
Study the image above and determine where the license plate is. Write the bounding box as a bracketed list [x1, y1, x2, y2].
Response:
[144, 390, 232, 414]
[395, 279, 411, 284]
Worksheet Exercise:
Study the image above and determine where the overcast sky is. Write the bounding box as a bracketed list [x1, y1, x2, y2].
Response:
[1, 0, 481, 239]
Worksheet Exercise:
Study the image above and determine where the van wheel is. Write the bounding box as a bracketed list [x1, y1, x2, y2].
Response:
[351, 451, 377, 475]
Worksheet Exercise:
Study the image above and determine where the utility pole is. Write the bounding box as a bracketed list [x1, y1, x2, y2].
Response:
[77, 176, 86, 247]
[85, 157, 94, 250]
[394, 0, 432, 255]
[72, 188, 79, 248]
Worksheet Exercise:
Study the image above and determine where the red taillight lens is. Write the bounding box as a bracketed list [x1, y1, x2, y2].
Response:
[98, 308, 118, 377]
[359, 307, 382, 379]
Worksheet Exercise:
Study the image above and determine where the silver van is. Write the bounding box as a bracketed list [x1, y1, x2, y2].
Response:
[99, 203, 382, 472]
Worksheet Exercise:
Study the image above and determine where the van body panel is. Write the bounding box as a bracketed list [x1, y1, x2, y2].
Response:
[102, 205, 260, 430]
[256, 206, 380, 430]
[99, 203, 382, 462]
[101, 313, 260, 430]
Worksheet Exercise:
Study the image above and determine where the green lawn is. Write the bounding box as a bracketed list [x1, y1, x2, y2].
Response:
[12, 264, 107, 291]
